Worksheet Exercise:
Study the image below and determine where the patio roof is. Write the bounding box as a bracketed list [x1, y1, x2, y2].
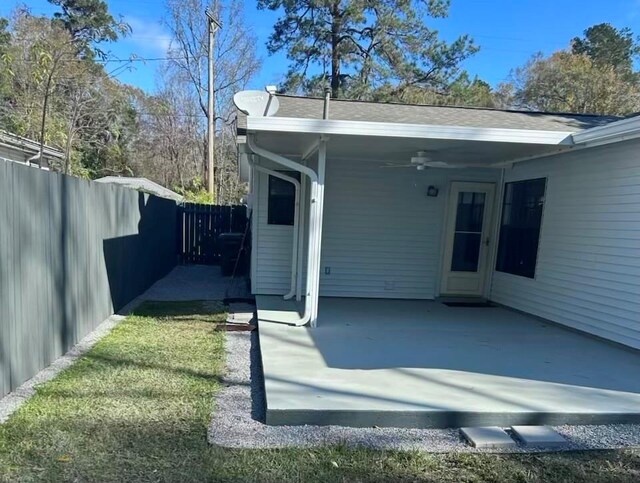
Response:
[237, 95, 619, 133]
[241, 121, 577, 167]
[236, 96, 632, 168]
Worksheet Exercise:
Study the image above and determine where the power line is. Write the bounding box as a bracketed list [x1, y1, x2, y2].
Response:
[6, 56, 190, 64]
[138, 111, 207, 118]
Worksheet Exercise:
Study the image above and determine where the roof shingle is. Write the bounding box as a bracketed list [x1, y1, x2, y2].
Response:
[237, 95, 619, 133]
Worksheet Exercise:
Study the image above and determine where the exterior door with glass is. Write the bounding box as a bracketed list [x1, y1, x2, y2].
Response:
[440, 182, 495, 297]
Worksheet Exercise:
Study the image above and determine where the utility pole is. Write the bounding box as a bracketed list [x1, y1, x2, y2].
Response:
[205, 7, 222, 198]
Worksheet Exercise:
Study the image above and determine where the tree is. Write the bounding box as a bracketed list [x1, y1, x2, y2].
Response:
[165, 0, 260, 120]
[0, 2, 254, 196]
[48, 0, 130, 57]
[382, 71, 496, 107]
[3, 12, 79, 165]
[0, 18, 11, 106]
[509, 51, 640, 115]
[132, 71, 205, 191]
[163, 0, 259, 202]
[61, 73, 139, 176]
[1, 8, 141, 175]
[258, 0, 477, 99]
[0, 17, 9, 47]
[572, 23, 640, 75]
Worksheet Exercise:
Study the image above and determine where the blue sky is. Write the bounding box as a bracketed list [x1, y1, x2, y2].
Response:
[2, 0, 640, 93]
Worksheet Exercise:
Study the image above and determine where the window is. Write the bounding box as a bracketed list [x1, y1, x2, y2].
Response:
[268, 171, 300, 225]
[451, 192, 487, 272]
[496, 178, 546, 278]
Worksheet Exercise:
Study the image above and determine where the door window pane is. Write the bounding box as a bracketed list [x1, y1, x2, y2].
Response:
[451, 233, 482, 272]
[455, 192, 486, 232]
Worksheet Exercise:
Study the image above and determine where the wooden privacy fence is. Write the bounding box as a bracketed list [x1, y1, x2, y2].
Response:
[0, 159, 178, 398]
[177, 203, 247, 264]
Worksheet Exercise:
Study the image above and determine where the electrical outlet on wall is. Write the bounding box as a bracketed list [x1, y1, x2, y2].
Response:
[325, 266, 331, 275]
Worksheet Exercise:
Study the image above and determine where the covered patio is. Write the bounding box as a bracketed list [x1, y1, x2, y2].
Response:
[256, 296, 640, 429]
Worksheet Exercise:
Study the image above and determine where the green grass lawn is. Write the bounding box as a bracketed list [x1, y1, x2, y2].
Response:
[1, 301, 639, 482]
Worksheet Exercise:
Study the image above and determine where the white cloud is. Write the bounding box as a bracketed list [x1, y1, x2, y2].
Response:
[125, 16, 172, 55]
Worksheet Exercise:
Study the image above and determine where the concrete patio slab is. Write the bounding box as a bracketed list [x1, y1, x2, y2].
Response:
[210, 328, 640, 451]
[511, 426, 568, 447]
[257, 296, 640, 429]
[460, 427, 517, 449]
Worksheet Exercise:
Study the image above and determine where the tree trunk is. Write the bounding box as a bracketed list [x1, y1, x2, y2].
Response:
[37, 70, 55, 168]
[64, 130, 73, 174]
[330, 1, 341, 98]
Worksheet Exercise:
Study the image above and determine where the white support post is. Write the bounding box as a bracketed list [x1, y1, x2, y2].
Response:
[310, 138, 327, 327]
[307, 178, 318, 316]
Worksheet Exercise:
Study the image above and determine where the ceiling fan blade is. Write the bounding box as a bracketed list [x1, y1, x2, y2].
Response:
[423, 161, 468, 168]
[380, 164, 416, 168]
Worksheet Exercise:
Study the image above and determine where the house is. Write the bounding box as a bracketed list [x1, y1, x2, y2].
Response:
[96, 176, 185, 203]
[0, 130, 64, 169]
[235, 92, 640, 428]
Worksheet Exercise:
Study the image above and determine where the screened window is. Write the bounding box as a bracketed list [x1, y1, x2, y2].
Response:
[496, 178, 546, 278]
[268, 171, 300, 225]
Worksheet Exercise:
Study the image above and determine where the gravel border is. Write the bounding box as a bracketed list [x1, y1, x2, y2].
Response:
[0, 265, 239, 425]
[0, 296, 143, 424]
[208, 329, 640, 453]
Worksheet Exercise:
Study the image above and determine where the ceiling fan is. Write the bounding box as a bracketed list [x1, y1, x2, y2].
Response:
[380, 151, 467, 170]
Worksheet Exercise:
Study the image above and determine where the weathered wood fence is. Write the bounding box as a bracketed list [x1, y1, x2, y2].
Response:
[177, 203, 247, 265]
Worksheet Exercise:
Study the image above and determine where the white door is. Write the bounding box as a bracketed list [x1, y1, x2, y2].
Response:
[440, 182, 495, 297]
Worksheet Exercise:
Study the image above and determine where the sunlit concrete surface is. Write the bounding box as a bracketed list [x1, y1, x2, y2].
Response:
[256, 296, 640, 428]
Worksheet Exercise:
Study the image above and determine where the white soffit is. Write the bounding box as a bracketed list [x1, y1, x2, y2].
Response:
[245, 116, 575, 146]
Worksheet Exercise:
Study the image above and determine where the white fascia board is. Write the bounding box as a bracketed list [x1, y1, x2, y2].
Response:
[572, 116, 640, 146]
[246, 116, 575, 145]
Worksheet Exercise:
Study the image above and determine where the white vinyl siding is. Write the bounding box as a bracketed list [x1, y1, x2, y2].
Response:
[253, 164, 296, 294]
[490, 139, 640, 350]
[253, 155, 499, 298]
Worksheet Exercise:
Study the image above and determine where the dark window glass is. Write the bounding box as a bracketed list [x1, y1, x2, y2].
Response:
[496, 178, 546, 278]
[451, 191, 486, 272]
[455, 192, 486, 232]
[268, 171, 300, 225]
[451, 233, 482, 272]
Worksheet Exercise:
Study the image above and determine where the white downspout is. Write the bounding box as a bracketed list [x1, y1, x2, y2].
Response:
[251, 162, 301, 300]
[296, 174, 306, 301]
[247, 135, 320, 327]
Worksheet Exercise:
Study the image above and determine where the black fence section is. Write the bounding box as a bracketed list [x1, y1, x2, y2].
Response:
[177, 203, 247, 265]
[0, 160, 178, 399]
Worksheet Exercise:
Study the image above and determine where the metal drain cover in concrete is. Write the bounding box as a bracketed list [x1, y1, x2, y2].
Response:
[511, 426, 567, 447]
[460, 427, 517, 449]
